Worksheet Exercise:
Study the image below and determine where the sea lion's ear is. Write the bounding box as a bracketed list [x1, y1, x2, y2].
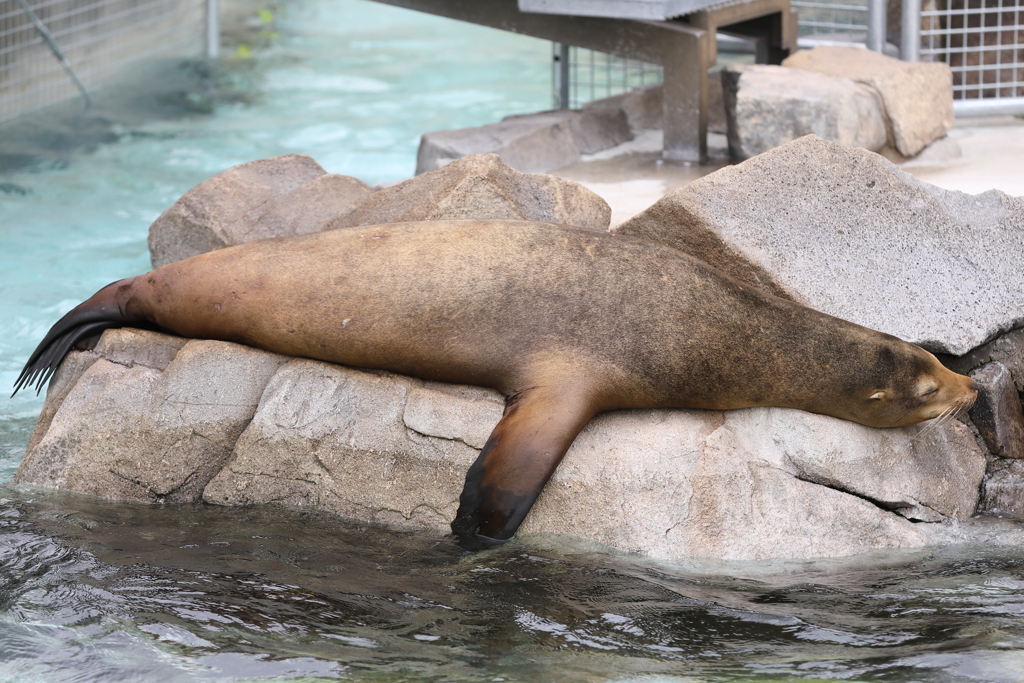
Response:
[451, 383, 596, 550]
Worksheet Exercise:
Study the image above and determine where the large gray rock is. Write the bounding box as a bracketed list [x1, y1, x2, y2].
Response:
[327, 153, 611, 231]
[721, 64, 888, 160]
[614, 135, 1024, 355]
[416, 107, 632, 175]
[148, 154, 373, 268]
[19, 328, 986, 561]
[783, 45, 954, 157]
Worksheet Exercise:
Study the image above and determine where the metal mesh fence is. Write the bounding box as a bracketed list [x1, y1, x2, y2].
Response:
[920, 0, 1023, 100]
[791, 0, 869, 46]
[552, 42, 663, 109]
[548, 2, 872, 109]
[0, 0, 207, 123]
[550, 1, 1022, 111]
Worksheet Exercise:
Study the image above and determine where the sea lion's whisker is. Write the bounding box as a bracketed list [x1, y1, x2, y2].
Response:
[914, 404, 956, 442]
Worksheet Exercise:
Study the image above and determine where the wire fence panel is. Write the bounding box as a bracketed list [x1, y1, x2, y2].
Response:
[791, 0, 869, 46]
[920, 0, 1023, 101]
[0, 0, 206, 123]
[552, 43, 663, 108]
[547, 1, 1023, 109]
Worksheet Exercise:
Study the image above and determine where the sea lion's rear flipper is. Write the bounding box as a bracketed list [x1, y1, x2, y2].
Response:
[12, 278, 146, 397]
[450, 383, 597, 550]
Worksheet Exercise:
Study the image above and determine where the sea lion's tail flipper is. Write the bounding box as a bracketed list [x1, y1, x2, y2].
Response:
[451, 383, 597, 550]
[12, 279, 144, 397]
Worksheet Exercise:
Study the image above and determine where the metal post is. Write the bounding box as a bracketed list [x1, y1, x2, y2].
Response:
[866, 0, 887, 52]
[206, 0, 220, 59]
[555, 42, 570, 108]
[901, 0, 920, 61]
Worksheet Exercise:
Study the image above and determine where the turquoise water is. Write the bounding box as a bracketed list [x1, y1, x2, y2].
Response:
[1, 0, 552, 472]
[3, 1, 1024, 681]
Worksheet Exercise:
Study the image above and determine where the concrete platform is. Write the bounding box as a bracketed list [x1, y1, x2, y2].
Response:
[552, 116, 1024, 227]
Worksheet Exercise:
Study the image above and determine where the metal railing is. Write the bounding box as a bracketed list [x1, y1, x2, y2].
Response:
[0, 0, 212, 124]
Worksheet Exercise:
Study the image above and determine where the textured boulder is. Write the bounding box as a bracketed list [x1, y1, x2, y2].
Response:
[614, 135, 1024, 355]
[16, 329, 289, 503]
[148, 154, 373, 268]
[981, 461, 1024, 515]
[19, 329, 986, 561]
[327, 153, 611, 231]
[416, 106, 632, 175]
[582, 83, 664, 132]
[783, 45, 954, 157]
[969, 363, 1024, 460]
[147, 152, 611, 268]
[721, 64, 887, 159]
[202, 360, 500, 530]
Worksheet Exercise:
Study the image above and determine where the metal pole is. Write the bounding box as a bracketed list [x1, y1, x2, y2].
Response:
[15, 0, 92, 106]
[866, 0, 887, 52]
[901, 0, 920, 61]
[207, 0, 220, 59]
[557, 42, 570, 108]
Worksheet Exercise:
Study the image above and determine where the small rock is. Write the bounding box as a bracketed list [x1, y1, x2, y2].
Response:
[328, 153, 611, 231]
[887, 135, 962, 167]
[783, 45, 954, 157]
[148, 154, 372, 268]
[946, 327, 1024, 395]
[980, 460, 1024, 515]
[721, 64, 887, 159]
[969, 362, 1024, 460]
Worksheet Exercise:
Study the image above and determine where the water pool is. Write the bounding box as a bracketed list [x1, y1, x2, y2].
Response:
[3, 1, 1024, 681]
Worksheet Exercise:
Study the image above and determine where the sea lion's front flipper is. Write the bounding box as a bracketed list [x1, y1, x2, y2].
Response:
[451, 383, 597, 549]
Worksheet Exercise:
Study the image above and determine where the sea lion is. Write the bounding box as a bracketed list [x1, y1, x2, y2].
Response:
[14, 220, 977, 548]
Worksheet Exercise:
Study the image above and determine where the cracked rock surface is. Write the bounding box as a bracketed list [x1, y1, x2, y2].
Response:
[17, 328, 987, 561]
[17, 330, 289, 503]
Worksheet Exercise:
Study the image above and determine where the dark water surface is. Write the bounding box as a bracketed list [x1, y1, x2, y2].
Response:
[2, 487, 1024, 682]
[3, 0, 1024, 680]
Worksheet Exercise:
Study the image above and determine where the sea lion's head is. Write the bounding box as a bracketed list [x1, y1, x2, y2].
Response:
[836, 337, 978, 429]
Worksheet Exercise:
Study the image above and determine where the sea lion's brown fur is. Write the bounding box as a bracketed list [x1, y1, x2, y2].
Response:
[15, 220, 978, 547]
